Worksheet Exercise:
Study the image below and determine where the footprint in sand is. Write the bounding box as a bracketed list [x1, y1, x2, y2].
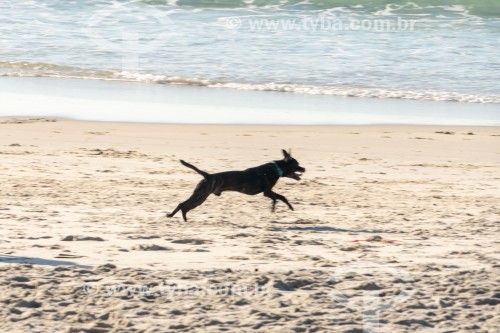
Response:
[171, 239, 211, 245]
[131, 244, 173, 251]
[61, 235, 105, 241]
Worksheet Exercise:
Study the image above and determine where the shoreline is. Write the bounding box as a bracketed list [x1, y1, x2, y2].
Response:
[3, 116, 500, 128]
[1, 76, 500, 126]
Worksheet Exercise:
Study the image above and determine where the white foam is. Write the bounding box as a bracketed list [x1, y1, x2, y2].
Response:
[1, 64, 499, 104]
[207, 82, 500, 104]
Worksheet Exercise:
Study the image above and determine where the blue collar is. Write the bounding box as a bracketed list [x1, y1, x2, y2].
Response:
[273, 161, 284, 177]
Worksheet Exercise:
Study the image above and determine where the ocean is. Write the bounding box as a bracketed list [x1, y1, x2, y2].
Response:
[0, 0, 500, 124]
[1, 0, 499, 105]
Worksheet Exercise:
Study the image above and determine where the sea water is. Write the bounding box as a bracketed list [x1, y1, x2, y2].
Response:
[0, 0, 499, 122]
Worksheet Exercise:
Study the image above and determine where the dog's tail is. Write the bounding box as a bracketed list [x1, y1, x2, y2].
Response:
[180, 160, 209, 178]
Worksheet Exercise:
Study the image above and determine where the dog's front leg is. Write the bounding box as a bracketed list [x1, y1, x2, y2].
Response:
[276, 192, 294, 211]
[265, 190, 294, 211]
[263, 191, 278, 212]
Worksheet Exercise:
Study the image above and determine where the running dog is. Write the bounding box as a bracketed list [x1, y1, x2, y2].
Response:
[167, 149, 305, 221]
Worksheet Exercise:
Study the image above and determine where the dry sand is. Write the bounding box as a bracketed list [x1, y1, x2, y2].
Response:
[0, 118, 498, 332]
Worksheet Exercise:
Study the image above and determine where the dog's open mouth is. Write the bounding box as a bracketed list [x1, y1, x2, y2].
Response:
[293, 170, 304, 180]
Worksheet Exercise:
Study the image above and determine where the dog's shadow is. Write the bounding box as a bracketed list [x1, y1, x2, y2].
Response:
[0, 255, 92, 268]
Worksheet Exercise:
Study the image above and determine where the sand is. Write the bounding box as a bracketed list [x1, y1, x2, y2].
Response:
[0, 117, 498, 332]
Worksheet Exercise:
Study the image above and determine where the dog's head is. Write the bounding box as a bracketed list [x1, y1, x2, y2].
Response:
[280, 149, 305, 180]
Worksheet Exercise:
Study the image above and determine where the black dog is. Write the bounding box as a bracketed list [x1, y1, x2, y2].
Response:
[167, 149, 305, 221]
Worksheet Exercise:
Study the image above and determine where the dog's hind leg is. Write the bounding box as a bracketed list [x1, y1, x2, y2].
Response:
[264, 190, 294, 211]
[167, 192, 210, 221]
[167, 180, 211, 221]
[167, 203, 183, 219]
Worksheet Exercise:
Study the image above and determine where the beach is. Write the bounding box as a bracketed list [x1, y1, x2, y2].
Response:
[2, 0, 500, 331]
[0, 118, 498, 332]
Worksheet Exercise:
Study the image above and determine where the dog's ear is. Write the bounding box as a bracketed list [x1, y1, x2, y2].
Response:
[282, 149, 291, 161]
